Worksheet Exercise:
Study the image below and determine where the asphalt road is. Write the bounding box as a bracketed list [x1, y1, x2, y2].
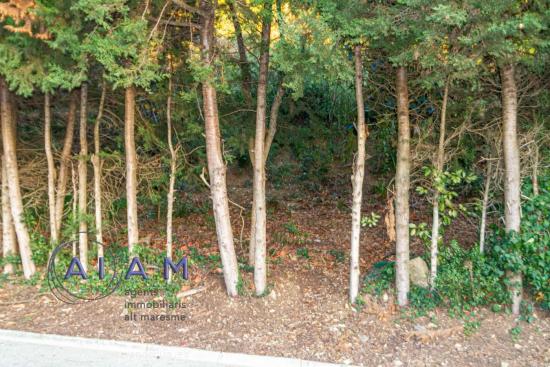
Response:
[0, 329, 349, 367]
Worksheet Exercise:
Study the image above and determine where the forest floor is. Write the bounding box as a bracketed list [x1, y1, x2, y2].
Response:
[0, 172, 549, 366]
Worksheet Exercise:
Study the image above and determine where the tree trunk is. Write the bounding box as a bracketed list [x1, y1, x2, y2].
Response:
[200, 0, 239, 296]
[228, 0, 252, 105]
[263, 80, 284, 162]
[0, 79, 36, 279]
[166, 74, 177, 270]
[125, 86, 139, 255]
[252, 9, 272, 296]
[55, 91, 77, 239]
[71, 162, 77, 256]
[532, 143, 539, 196]
[44, 93, 58, 244]
[78, 85, 88, 271]
[92, 80, 106, 258]
[479, 160, 493, 253]
[429, 81, 448, 289]
[248, 79, 284, 266]
[500, 64, 522, 315]
[1, 155, 16, 274]
[349, 45, 367, 303]
[395, 67, 410, 307]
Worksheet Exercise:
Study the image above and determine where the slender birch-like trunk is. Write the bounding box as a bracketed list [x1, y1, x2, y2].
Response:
[248, 80, 284, 266]
[479, 161, 493, 253]
[253, 10, 272, 296]
[0, 79, 36, 279]
[166, 75, 177, 269]
[429, 82, 449, 289]
[55, 92, 77, 238]
[200, 0, 239, 296]
[500, 64, 522, 315]
[2, 155, 16, 274]
[395, 67, 410, 306]
[349, 45, 367, 303]
[78, 85, 88, 271]
[92, 81, 106, 258]
[44, 93, 58, 245]
[125, 86, 139, 255]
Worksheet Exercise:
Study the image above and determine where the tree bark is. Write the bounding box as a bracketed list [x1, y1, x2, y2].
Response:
[479, 160, 493, 253]
[228, 0, 252, 105]
[263, 80, 284, 162]
[429, 81, 448, 289]
[500, 64, 522, 315]
[2, 155, 16, 274]
[200, 0, 239, 296]
[92, 80, 106, 258]
[166, 74, 177, 270]
[44, 93, 58, 244]
[395, 67, 410, 306]
[252, 8, 272, 296]
[0, 79, 36, 279]
[55, 91, 77, 239]
[78, 85, 89, 271]
[349, 45, 367, 303]
[125, 86, 139, 255]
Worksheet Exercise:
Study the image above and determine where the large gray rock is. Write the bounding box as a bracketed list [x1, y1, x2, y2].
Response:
[409, 257, 429, 288]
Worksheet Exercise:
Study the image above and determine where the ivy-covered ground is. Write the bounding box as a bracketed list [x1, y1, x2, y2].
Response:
[0, 175, 548, 366]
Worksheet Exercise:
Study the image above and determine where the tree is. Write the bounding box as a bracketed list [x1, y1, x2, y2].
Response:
[349, 45, 367, 303]
[78, 84, 89, 270]
[197, 0, 239, 296]
[0, 79, 35, 278]
[252, 0, 273, 296]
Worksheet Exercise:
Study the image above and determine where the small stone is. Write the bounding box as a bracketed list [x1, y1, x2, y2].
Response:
[454, 343, 462, 351]
[500, 362, 509, 367]
[409, 257, 429, 288]
[514, 344, 522, 350]
[359, 334, 369, 343]
[382, 293, 389, 303]
[414, 324, 426, 332]
[393, 360, 403, 367]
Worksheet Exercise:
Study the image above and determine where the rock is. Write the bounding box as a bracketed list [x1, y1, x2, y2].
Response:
[414, 324, 426, 332]
[382, 293, 389, 303]
[393, 360, 403, 367]
[500, 362, 509, 367]
[358, 334, 369, 343]
[409, 257, 429, 288]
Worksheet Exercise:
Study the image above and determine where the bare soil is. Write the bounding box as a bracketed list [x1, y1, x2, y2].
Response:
[0, 178, 548, 366]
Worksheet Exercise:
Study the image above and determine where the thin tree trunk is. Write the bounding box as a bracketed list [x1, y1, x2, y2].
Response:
[500, 64, 522, 315]
[263, 80, 284, 162]
[166, 74, 177, 268]
[0, 79, 36, 279]
[44, 93, 58, 244]
[248, 79, 284, 266]
[125, 86, 139, 255]
[2, 155, 16, 274]
[228, 0, 252, 105]
[253, 9, 271, 296]
[479, 160, 493, 253]
[349, 45, 367, 303]
[78, 85, 89, 271]
[395, 67, 410, 306]
[71, 162, 77, 257]
[429, 81, 449, 289]
[55, 91, 77, 239]
[532, 144, 539, 196]
[200, 0, 239, 296]
[92, 80, 106, 258]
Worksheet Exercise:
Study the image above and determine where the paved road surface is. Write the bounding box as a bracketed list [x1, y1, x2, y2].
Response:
[0, 329, 350, 367]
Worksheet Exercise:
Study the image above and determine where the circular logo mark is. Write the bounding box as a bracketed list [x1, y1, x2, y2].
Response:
[47, 239, 123, 304]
